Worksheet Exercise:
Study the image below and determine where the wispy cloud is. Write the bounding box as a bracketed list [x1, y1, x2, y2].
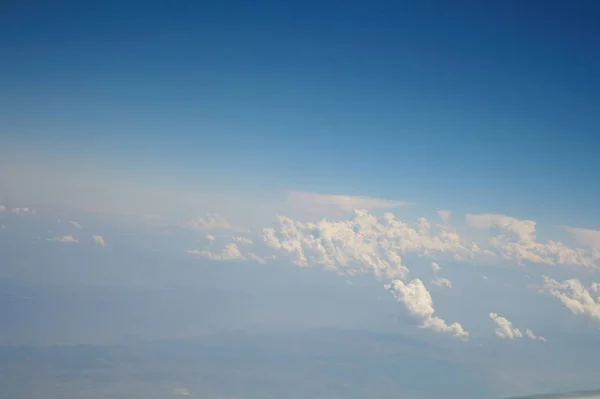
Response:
[286, 191, 410, 213]
[93, 235, 105, 246]
[70, 221, 82, 229]
[48, 235, 78, 243]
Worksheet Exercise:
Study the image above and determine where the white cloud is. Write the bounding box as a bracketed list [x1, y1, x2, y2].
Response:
[232, 236, 253, 245]
[385, 279, 469, 340]
[540, 276, 600, 324]
[11, 207, 35, 215]
[489, 312, 546, 342]
[261, 210, 485, 281]
[591, 283, 599, 293]
[489, 313, 523, 339]
[431, 262, 441, 273]
[466, 213, 598, 268]
[431, 277, 453, 288]
[48, 235, 78, 243]
[525, 328, 547, 342]
[562, 226, 600, 249]
[93, 235, 105, 247]
[0, 205, 6, 212]
[172, 387, 192, 396]
[246, 252, 267, 264]
[206, 234, 215, 241]
[1, 225, 7, 230]
[70, 221, 82, 229]
[437, 210, 452, 225]
[189, 243, 247, 261]
[482, 275, 489, 280]
[187, 213, 242, 231]
[286, 191, 410, 213]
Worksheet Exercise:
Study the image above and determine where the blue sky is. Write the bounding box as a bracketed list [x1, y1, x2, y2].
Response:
[1, 2, 600, 397]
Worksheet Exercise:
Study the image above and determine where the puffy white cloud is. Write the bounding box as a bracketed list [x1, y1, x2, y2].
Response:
[286, 191, 410, 213]
[437, 210, 452, 225]
[11, 207, 35, 215]
[93, 235, 105, 247]
[189, 243, 247, 261]
[431, 262, 441, 273]
[562, 226, 600, 249]
[489, 312, 546, 342]
[261, 210, 485, 280]
[48, 235, 78, 243]
[187, 213, 240, 231]
[489, 313, 523, 339]
[206, 234, 215, 241]
[591, 283, 599, 293]
[525, 329, 547, 342]
[431, 277, 453, 288]
[385, 279, 469, 340]
[540, 276, 600, 324]
[466, 213, 598, 268]
[70, 221, 82, 229]
[232, 236, 253, 245]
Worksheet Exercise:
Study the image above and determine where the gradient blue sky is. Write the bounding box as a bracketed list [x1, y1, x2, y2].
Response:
[2, 3, 600, 397]
[2, 0, 600, 226]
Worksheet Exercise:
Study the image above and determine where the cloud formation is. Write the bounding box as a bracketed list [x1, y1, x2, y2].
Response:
[562, 226, 600, 249]
[431, 277, 453, 288]
[385, 279, 469, 340]
[232, 236, 253, 245]
[489, 312, 546, 341]
[189, 243, 247, 261]
[540, 276, 600, 324]
[70, 221, 82, 229]
[48, 235, 78, 243]
[437, 210, 452, 225]
[187, 213, 239, 231]
[93, 235, 105, 246]
[286, 191, 410, 213]
[11, 207, 35, 215]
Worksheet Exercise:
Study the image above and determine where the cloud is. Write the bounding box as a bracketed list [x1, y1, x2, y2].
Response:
[247, 252, 267, 264]
[286, 191, 410, 213]
[0, 205, 5, 212]
[525, 328, 547, 342]
[561, 226, 600, 249]
[431, 262, 441, 273]
[466, 213, 598, 268]
[70, 221, 82, 229]
[385, 279, 469, 340]
[206, 234, 215, 241]
[93, 235, 105, 246]
[232, 236, 253, 245]
[431, 277, 453, 288]
[540, 276, 600, 324]
[189, 243, 247, 261]
[489, 313, 546, 341]
[172, 387, 192, 396]
[11, 207, 35, 215]
[489, 313, 523, 339]
[48, 235, 78, 243]
[261, 210, 485, 281]
[187, 213, 243, 231]
[437, 210, 452, 225]
[482, 276, 489, 280]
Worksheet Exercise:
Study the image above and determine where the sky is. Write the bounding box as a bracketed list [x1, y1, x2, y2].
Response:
[1, 1, 600, 398]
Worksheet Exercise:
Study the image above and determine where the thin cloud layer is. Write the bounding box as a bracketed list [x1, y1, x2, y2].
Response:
[187, 213, 239, 231]
[48, 235, 78, 243]
[562, 226, 600, 250]
[386, 279, 469, 340]
[286, 191, 410, 213]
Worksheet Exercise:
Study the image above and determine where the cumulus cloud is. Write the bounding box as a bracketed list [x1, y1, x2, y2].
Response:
[93, 235, 105, 246]
[489, 313, 546, 341]
[232, 236, 253, 245]
[189, 243, 247, 261]
[562, 226, 600, 249]
[489, 313, 523, 339]
[466, 213, 598, 268]
[261, 210, 486, 281]
[11, 207, 35, 215]
[286, 191, 410, 213]
[431, 262, 441, 273]
[432, 277, 453, 288]
[70, 221, 82, 229]
[385, 279, 469, 339]
[540, 276, 600, 324]
[187, 213, 242, 231]
[48, 235, 78, 243]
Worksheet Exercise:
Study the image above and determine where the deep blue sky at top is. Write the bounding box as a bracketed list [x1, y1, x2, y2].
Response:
[1, 0, 599, 225]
